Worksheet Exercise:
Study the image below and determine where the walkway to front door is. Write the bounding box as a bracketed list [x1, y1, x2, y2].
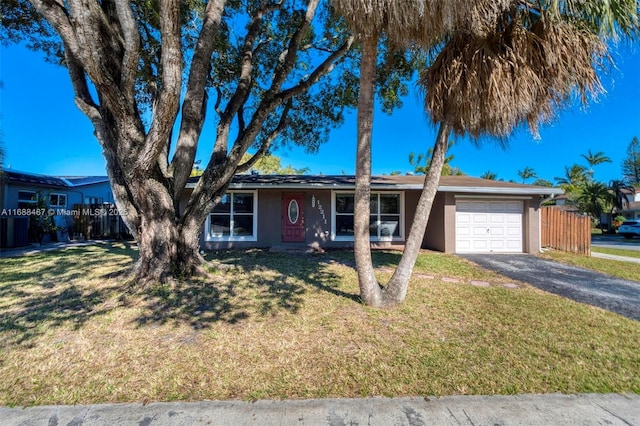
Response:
[282, 193, 305, 242]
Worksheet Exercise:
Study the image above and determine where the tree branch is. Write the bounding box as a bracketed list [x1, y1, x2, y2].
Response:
[269, 0, 320, 92]
[28, 0, 80, 56]
[212, 3, 276, 160]
[137, 0, 182, 172]
[183, 1, 353, 230]
[236, 99, 292, 174]
[64, 48, 100, 122]
[170, 0, 226, 199]
[225, 37, 353, 175]
[278, 37, 354, 101]
[113, 1, 140, 102]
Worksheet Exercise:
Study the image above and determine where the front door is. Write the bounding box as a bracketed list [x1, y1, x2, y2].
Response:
[282, 193, 305, 242]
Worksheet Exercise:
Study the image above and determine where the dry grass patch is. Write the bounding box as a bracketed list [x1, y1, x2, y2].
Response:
[1, 244, 639, 406]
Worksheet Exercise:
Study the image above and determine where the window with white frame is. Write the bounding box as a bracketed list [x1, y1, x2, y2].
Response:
[49, 193, 67, 208]
[17, 191, 36, 209]
[206, 191, 257, 241]
[332, 192, 403, 241]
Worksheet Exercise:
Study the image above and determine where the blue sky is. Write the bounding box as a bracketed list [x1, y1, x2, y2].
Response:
[1, 41, 639, 184]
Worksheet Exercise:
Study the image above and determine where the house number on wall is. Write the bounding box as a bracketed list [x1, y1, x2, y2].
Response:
[312, 195, 327, 225]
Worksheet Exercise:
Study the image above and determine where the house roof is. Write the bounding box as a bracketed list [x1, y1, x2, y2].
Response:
[56, 176, 110, 186]
[3, 170, 70, 188]
[187, 174, 562, 195]
[2, 169, 109, 188]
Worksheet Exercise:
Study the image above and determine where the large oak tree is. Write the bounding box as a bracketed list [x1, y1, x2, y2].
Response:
[1, 0, 371, 283]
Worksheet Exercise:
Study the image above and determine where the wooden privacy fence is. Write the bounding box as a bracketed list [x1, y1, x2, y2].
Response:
[71, 203, 132, 240]
[541, 207, 591, 255]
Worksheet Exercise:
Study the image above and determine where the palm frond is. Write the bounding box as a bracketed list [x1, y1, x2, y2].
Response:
[421, 9, 608, 139]
[331, 0, 511, 45]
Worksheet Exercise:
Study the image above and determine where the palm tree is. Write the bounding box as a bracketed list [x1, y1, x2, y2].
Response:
[411, 1, 637, 307]
[554, 164, 588, 195]
[410, 140, 459, 176]
[481, 171, 498, 180]
[334, 0, 639, 307]
[581, 149, 611, 180]
[332, 0, 509, 306]
[408, 152, 427, 175]
[577, 182, 610, 221]
[517, 167, 537, 184]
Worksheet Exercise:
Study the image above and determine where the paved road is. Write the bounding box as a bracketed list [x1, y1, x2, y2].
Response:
[592, 235, 640, 251]
[2, 394, 640, 426]
[461, 254, 640, 321]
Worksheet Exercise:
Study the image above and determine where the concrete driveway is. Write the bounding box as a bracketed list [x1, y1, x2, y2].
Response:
[461, 254, 640, 322]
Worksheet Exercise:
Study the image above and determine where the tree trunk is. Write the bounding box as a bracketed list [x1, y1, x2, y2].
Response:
[133, 225, 205, 284]
[127, 175, 207, 285]
[352, 37, 452, 308]
[383, 123, 450, 304]
[354, 35, 384, 307]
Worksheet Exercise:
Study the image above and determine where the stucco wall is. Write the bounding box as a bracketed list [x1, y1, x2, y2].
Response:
[199, 188, 409, 251]
[190, 187, 544, 253]
[421, 192, 446, 252]
[199, 189, 333, 250]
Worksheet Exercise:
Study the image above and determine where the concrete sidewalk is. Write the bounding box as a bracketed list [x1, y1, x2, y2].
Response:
[2, 394, 639, 425]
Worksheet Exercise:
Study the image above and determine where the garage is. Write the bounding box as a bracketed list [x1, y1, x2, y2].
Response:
[455, 200, 523, 253]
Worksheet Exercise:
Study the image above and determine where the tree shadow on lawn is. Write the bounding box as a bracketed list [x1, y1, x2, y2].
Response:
[132, 249, 361, 330]
[0, 244, 136, 346]
[1, 245, 365, 344]
[321, 249, 404, 271]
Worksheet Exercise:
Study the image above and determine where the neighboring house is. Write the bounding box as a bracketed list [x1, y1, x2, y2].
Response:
[620, 187, 640, 220]
[1, 169, 113, 247]
[549, 193, 574, 208]
[185, 175, 562, 254]
[1, 169, 113, 210]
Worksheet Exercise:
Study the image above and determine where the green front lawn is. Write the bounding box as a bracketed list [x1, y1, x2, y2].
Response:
[1, 244, 639, 406]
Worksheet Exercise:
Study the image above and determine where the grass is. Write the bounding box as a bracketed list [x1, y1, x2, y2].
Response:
[591, 247, 640, 259]
[1, 243, 639, 406]
[541, 250, 640, 282]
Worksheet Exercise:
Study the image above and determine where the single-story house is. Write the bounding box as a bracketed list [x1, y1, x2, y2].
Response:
[620, 188, 640, 220]
[1, 169, 114, 210]
[185, 175, 562, 254]
[1, 169, 114, 247]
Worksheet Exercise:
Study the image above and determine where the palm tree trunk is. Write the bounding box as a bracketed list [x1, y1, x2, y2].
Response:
[354, 35, 384, 307]
[383, 123, 450, 304]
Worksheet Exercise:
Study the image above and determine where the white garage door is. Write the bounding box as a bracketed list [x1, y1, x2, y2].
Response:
[455, 200, 523, 253]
